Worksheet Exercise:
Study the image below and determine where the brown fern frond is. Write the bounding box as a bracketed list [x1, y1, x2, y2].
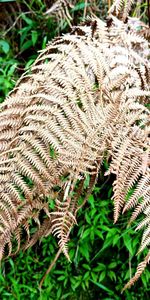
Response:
[122, 251, 150, 291]
[0, 9, 149, 290]
[44, 0, 74, 28]
[109, 0, 138, 21]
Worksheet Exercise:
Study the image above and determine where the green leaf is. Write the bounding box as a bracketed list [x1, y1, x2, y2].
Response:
[91, 208, 96, 217]
[32, 31, 38, 46]
[88, 194, 95, 208]
[56, 287, 62, 298]
[84, 174, 90, 188]
[93, 214, 101, 226]
[101, 238, 113, 251]
[93, 263, 106, 272]
[108, 262, 117, 269]
[123, 234, 133, 256]
[21, 40, 33, 51]
[54, 270, 64, 275]
[103, 159, 109, 170]
[61, 293, 73, 299]
[42, 36, 48, 49]
[112, 234, 120, 246]
[124, 269, 131, 280]
[83, 271, 90, 280]
[90, 228, 95, 240]
[57, 275, 65, 281]
[90, 279, 114, 295]
[25, 59, 35, 69]
[82, 264, 91, 270]
[50, 146, 57, 159]
[91, 271, 98, 282]
[99, 200, 109, 207]
[108, 270, 116, 281]
[108, 187, 113, 198]
[79, 242, 90, 261]
[19, 26, 32, 46]
[8, 63, 17, 75]
[85, 211, 91, 224]
[99, 225, 111, 232]
[99, 270, 106, 282]
[95, 229, 103, 239]
[8, 258, 15, 272]
[71, 2, 90, 11]
[72, 280, 81, 289]
[82, 228, 90, 239]
[0, 40, 10, 54]
[21, 14, 33, 25]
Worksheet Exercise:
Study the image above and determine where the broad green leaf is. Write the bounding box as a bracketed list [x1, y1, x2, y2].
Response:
[82, 264, 90, 270]
[21, 40, 33, 51]
[93, 263, 106, 272]
[0, 40, 10, 54]
[82, 228, 90, 239]
[79, 242, 90, 261]
[108, 262, 117, 269]
[57, 275, 66, 281]
[21, 14, 33, 25]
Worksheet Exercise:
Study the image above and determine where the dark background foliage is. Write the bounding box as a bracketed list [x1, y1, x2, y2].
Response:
[0, 0, 150, 299]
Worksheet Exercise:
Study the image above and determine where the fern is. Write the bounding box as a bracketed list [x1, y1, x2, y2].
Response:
[44, 0, 73, 27]
[0, 3, 150, 290]
[109, 0, 139, 21]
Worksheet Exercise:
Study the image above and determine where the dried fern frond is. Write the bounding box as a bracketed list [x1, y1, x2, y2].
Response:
[44, 0, 101, 29]
[109, 0, 148, 22]
[0, 13, 150, 290]
[44, 0, 73, 27]
[109, 0, 135, 20]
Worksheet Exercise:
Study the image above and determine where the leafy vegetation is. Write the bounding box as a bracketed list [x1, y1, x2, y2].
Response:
[0, 172, 150, 299]
[0, 0, 150, 299]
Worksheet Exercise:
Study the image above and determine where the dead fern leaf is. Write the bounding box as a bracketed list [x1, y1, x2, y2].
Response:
[0, 10, 149, 290]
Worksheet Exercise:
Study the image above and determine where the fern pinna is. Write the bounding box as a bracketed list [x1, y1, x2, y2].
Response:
[0, 2, 149, 290]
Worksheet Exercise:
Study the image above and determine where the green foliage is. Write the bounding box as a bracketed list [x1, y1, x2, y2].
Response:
[0, 40, 18, 100]
[0, 175, 149, 299]
[0, 1, 70, 102]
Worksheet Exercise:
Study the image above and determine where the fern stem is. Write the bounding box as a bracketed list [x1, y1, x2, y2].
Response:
[108, 0, 111, 10]
[39, 247, 62, 289]
[83, 0, 88, 19]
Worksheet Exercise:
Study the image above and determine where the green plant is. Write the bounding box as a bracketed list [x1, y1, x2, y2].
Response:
[0, 177, 149, 299]
[0, 41, 18, 101]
